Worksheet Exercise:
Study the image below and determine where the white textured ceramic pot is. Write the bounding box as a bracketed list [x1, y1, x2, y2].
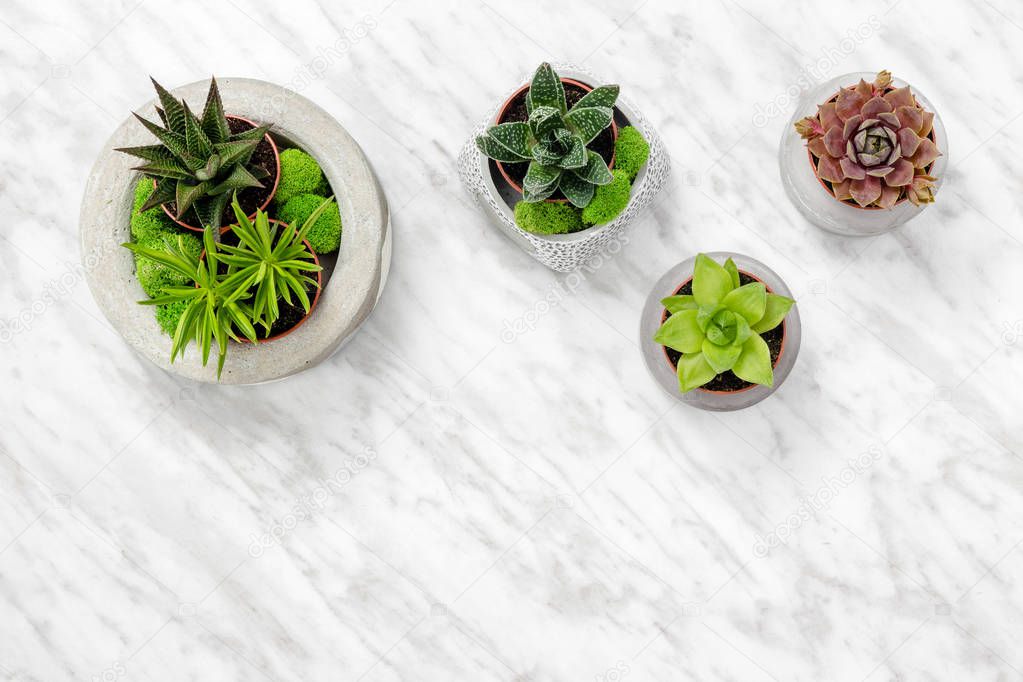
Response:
[80, 78, 391, 385]
[639, 252, 801, 411]
[779, 72, 947, 237]
[458, 63, 669, 272]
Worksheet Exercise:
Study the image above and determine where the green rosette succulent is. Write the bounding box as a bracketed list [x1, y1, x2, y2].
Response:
[475, 63, 619, 208]
[117, 77, 273, 230]
[654, 254, 795, 393]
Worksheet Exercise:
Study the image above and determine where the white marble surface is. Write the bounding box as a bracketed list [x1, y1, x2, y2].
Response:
[2, 1, 1023, 680]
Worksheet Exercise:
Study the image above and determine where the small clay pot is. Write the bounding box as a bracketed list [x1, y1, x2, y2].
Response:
[492, 78, 619, 203]
[199, 220, 322, 343]
[159, 114, 281, 231]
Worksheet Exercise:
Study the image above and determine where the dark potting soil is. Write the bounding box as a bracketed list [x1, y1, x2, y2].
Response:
[165, 117, 278, 227]
[494, 82, 617, 201]
[661, 273, 785, 393]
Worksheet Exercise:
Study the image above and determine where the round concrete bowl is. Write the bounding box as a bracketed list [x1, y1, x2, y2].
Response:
[80, 78, 391, 384]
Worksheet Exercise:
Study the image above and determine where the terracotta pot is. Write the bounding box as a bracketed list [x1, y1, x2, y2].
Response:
[807, 87, 939, 211]
[493, 78, 619, 203]
[199, 219, 322, 344]
[159, 114, 281, 231]
[659, 271, 787, 396]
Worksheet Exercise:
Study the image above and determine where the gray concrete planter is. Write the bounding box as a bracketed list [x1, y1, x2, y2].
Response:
[80, 78, 390, 384]
[458, 63, 669, 272]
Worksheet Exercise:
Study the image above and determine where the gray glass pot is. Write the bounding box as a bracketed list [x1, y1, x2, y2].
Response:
[779, 72, 948, 237]
[639, 252, 801, 411]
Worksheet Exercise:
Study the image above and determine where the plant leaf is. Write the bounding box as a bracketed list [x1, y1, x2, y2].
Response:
[558, 171, 595, 208]
[484, 122, 532, 159]
[653, 309, 703, 354]
[752, 294, 795, 333]
[522, 180, 559, 203]
[571, 150, 613, 185]
[701, 337, 742, 373]
[137, 180, 176, 212]
[174, 180, 211, 219]
[200, 77, 231, 143]
[723, 258, 741, 290]
[213, 139, 260, 168]
[115, 144, 175, 163]
[565, 106, 613, 144]
[132, 113, 189, 160]
[571, 84, 620, 111]
[559, 137, 588, 170]
[528, 106, 565, 137]
[529, 62, 567, 113]
[692, 254, 734, 306]
[721, 282, 767, 325]
[732, 334, 774, 386]
[677, 353, 717, 393]
[523, 161, 562, 192]
[182, 102, 213, 159]
[132, 158, 191, 181]
[476, 133, 530, 163]
[150, 78, 186, 133]
[661, 295, 697, 314]
[209, 165, 263, 196]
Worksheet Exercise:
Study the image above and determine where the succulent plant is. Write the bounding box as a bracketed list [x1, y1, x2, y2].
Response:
[654, 254, 794, 393]
[123, 224, 260, 379]
[217, 196, 326, 335]
[476, 63, 619, 208]
[795, 70, 941, 208]
[117, 77, 273, 229]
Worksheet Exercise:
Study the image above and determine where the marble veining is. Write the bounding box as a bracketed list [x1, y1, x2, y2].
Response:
[2, 0, 1023, 680]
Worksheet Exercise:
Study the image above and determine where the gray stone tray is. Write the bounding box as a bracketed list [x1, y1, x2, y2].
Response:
[80, 78, 390, 384]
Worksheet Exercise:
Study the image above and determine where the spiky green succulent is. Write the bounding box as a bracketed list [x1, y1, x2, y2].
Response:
[476, 63, 619, 208]
[122, 224, 260, 380]
[117, 77, 273, 229]
[216, 196, 326, 335]
[654, 254, 795, 393]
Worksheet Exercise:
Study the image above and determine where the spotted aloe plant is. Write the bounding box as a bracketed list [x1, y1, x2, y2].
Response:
[475, 63, 619, 208]
[654, 254, 795, 393]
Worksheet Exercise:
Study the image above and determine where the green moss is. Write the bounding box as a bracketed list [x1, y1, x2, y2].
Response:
[275, 149, 326, 205]
[315, 175, 332, 197]
[134, 231, 200, 298]
[155, 299, 188, 336]
[581, 170, 632, 225]
[130, 178, 178, 243]
[278, 193, 342, 254]
[513, 201, 585, 235]
[614, 126, 650, 182]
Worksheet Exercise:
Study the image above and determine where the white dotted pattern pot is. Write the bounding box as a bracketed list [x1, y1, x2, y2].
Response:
[79, 78, 391, 384]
